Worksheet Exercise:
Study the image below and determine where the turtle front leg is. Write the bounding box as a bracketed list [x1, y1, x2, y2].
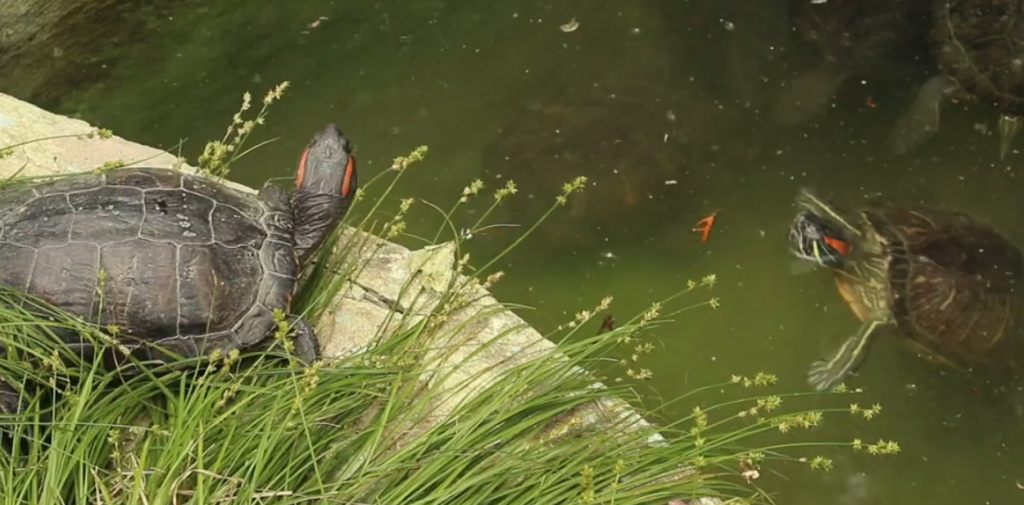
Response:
[807, 319, 884, 392]
[248, 316, 321, 364]
[998, 114, 1021, 160]
[285, 316, 321, 365]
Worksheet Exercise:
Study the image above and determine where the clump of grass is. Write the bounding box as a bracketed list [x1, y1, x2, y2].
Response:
[195, 81, 290, 180]
[0, 278, 898, 505]
[0, 128, 113, 163]
[0, 127, 117, 187]
[0, 83, 900, 505]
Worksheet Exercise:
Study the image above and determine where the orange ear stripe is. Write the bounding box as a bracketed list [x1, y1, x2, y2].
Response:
[341, 156, 355, 197]
[295, 147, 310, 189]
[823, 235, 851, 255]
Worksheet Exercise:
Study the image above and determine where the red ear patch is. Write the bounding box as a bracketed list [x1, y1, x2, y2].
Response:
[823, 235, 851, 255]
[340, 155, 355, 197]
[295, 147, 311, 189]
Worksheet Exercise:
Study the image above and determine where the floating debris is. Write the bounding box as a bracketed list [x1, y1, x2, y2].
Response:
[301, 16, 329, 34]
[560, 18, 579, 33]
[692, 209, 720, 243]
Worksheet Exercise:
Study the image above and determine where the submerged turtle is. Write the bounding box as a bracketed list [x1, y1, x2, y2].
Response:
[889, 0, 1024, 158]
[771, 0, 933, 126]
[483, 79, 732, 248]
[788, 187, 1024, 391]
[0, 123, 358, 412]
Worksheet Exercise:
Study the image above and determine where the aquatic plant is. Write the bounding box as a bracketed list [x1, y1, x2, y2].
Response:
[0, 83, 899, 505]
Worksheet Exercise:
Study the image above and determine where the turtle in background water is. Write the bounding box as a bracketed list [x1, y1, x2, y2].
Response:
[483, 78, 736, 249]
[0, 123, 358, 413]
[770, 0, 933, 126]
[787, 187, 1024, 392]
[888, 0, 1024, 159]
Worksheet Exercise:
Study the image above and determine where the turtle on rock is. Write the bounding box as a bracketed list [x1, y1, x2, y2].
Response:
[787, 187, 1024, 392]
[0, 123, 358, 413]
[888, 0, 1024, 158]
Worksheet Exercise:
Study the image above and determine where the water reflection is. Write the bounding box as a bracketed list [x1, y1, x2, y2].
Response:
[9, 0, 1024, 502]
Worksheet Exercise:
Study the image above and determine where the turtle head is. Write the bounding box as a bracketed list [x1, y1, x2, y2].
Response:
[788, 210, 853, 269]
[292, 123, 358, 264]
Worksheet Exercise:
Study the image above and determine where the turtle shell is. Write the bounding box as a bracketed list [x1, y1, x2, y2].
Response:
[788, 0, 932, 76]
[0, 167, 297, 363]
[930, 0, 1024, 116]
[861, 205, 1024, 370]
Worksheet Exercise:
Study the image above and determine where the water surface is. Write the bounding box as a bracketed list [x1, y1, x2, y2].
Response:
[12, 0, 1024, 502]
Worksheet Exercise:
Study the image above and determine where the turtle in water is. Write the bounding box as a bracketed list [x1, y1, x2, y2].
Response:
[770, 0, 933, 126]
[888, 0, 1024, 158]
[483, 79, 728, 249]
[787, 187, 1024, 391]
[0, 123, 358, 413]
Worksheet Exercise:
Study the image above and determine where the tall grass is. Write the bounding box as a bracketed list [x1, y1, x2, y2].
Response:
[0, 83, 899, 505]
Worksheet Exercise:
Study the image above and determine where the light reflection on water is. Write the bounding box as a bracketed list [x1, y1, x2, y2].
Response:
[25, 0, 1024, 502]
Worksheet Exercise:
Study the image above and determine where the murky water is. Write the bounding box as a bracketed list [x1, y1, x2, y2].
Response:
[9, 0, 1024, 502]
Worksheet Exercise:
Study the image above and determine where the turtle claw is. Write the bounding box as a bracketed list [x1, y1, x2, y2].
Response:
[807, 321, 882, 392]
[998, 114, 1021, 160]
[286, 317, 321, 365]
[806, 359, 845, 392]
[248, 316, 320, 364]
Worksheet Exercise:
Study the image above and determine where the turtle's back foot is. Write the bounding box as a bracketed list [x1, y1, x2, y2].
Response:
[0, 381, 22, 415]
[887, 74, 959, 154]
[286, 317, 321, 365]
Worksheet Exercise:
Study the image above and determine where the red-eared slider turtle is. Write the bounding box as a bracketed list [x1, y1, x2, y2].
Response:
[888, 0, 1024, 158]
[771, 0, 933, 126]
[788, 187, 1024, 391]
[0, 123, 358, 412]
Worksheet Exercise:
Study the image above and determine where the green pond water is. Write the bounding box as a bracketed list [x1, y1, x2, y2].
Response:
[11, 0, 1024, 502]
